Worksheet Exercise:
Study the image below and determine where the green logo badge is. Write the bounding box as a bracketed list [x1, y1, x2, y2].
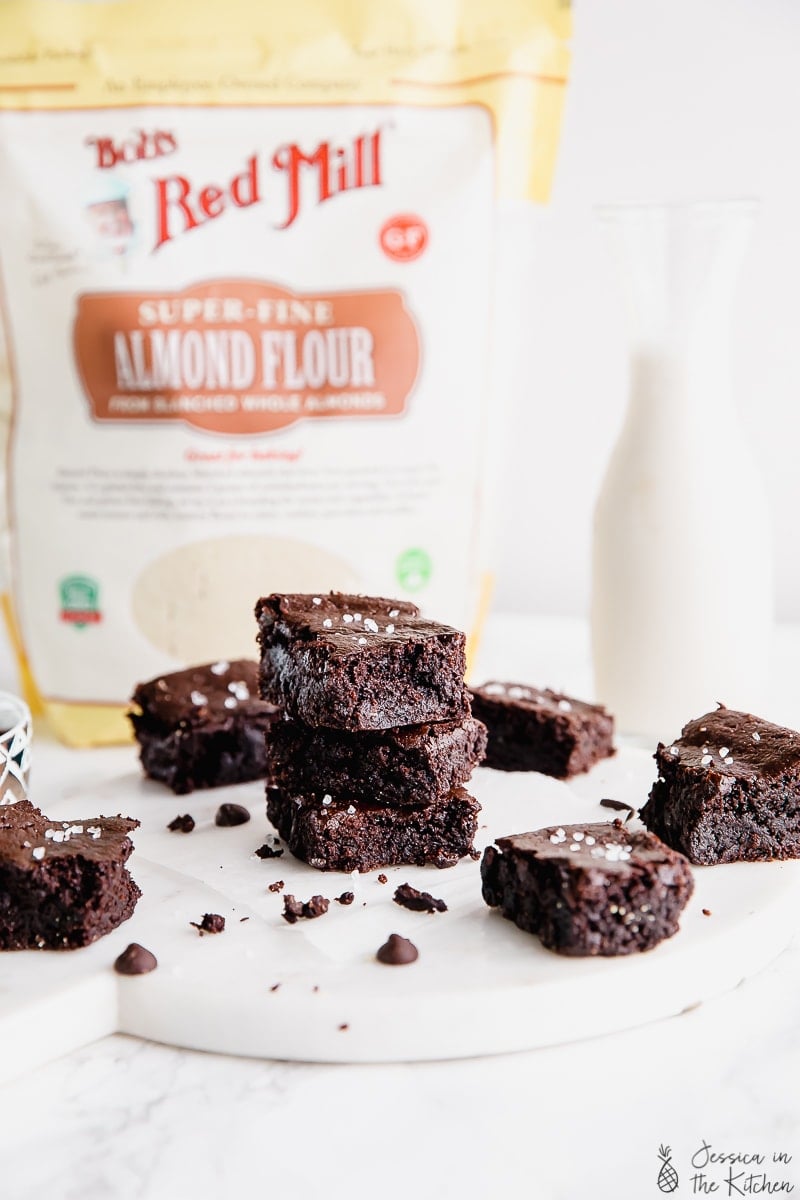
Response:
[396, 547, 432, 592]
[59, 574, 102, 629]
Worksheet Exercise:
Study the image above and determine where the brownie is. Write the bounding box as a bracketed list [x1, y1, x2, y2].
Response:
[266, 785, 480, 872]
[129, 659, 277, 794]
[0, 800, 140, 950]
[470, 682, 614, 777]
[268, 714, 486, 806]
[481, 820, 694, 956]
[256, 592, 470, 731]
[641, 706, 800, 864]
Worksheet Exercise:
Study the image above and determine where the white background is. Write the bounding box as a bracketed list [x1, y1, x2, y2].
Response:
[493, 0, 800, 621]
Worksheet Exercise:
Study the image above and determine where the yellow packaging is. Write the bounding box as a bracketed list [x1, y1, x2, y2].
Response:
[0, 0, 570, 744]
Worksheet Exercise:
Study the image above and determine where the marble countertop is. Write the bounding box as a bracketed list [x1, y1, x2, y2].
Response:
[1, 615, 798, 1200]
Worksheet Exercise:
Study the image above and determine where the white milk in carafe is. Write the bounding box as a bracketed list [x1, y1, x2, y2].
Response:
[591, 202, 773, 741]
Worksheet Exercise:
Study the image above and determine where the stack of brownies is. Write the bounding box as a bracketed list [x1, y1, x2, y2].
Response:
[255, 592, 487, 872]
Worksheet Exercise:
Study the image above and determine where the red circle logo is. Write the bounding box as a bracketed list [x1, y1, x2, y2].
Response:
[379, 214, 428, 263]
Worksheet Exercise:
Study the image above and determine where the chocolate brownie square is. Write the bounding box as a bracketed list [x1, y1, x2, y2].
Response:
[129, 659, 277, 794]
[641, 706, 800, 864]
[268, 714, 487, 806]
[266, 785, 480, 872]
[470, 682, 614, 777]
[0, 800, 140, 950]
[481, 820, 693, 956]
[256, 593, 470, 731]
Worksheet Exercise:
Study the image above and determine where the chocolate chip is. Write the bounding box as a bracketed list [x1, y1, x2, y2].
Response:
[114, 943, 158, 975]
[600, 798, 635, 815]
[393, 883, 447, 914]
[255, 842, 284, 859]
[215, 802, 250, 827]
[702, 908, 712, 916]
[268, 880, 285, 893]
[376, 933, 418, 965]
[240, 917, 250, 922]
[336, 891, 355, 905]
[338, 1023, 349, 1031]
[190, 912, 226, 935]
[377, 873, 388, 884]
[270, 983, 281, 992]
[167, 813, 195, 833]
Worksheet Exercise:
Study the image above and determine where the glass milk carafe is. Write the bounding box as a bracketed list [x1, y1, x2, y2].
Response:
[591, 201, 773, 740]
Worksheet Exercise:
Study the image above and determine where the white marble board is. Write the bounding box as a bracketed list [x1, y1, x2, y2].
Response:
[1, 734, 798, 1084]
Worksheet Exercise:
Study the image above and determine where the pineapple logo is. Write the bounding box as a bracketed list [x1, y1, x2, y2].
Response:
[657, 1145, 679, 1193]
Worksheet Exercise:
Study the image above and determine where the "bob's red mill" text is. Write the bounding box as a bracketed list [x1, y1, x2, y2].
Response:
[150, 128, 384, 247]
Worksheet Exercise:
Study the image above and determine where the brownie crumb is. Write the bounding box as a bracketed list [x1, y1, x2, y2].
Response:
[394, 883, 447, 914]
[702, 908, 712, 916]
[239, 916, 250, 922]
[376, 933, 419, 965]
[167, 813, 195, 833]
[270, 983, 281, 992]
[191, 912, 226, 935]
[336, 891, 355, 905]
[255, 841, 284, 859]
[377, 873, 388, 884]
[338, 1023, 349, 1031]
[282, 894, 330, 924]
[303, 895, 330, 919]
[600, 798, 635, 815]
[215, 802, 250, 827]
[268, 880, 285, 893]
[312, 985, 319, 993]
[114, 943, 158, 975]
[282, 896, 303, 924]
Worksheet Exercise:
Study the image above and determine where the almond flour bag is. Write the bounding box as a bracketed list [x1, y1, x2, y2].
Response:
[0, 0, 570, 744]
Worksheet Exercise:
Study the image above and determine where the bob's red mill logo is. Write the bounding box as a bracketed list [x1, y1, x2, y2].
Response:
[86, 127, 385, 246]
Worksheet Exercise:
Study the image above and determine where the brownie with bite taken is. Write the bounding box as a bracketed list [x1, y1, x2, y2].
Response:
[0, 800, 140, 950]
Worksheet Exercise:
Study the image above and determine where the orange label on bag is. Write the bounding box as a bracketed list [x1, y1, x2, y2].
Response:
[74, 280, 419, 435]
